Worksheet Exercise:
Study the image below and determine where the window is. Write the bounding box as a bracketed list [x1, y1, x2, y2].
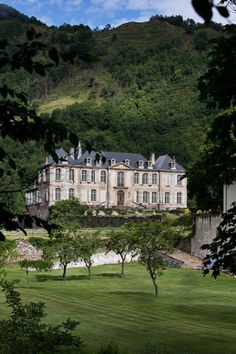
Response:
[117, 172, 124, 187]
[69, 169, 74, 182]
[91, 189, 96, 202]
[91, 170, 95, 182]
[143, 191, 149, 203]
[125, 159, 130, 166]
[177, 175, 182, 186]
[177, 192, 182, 204]
[165, 192, 170, 204]
[152, 192, 157, 203]
[82, 170, 87, 182]
[142, 173, 148, 185]
[139, 160, 144, 168]
[55, 188, 61, 201]
[69, 188, 74, 200]
[55, 168, 61, 181]
[134, 172, 139, 184]
[148, 161, 152, 168]
[111, 159, 116, 165]
[136, 191, 139, 203]
[152, 173, 157, 185]
[86, 157, 92, 165]
[165, 174, 170, 186]
[101, 171, 106, 183]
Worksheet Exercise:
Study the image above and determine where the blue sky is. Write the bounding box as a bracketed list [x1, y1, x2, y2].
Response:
[1, 0, 235, 28]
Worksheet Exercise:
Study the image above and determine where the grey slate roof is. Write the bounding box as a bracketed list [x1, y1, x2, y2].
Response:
[154, 154, 185, 172]
[47, 149, 185, 172]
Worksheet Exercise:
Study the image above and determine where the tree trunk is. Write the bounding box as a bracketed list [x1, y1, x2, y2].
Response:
[26, 268, 29, 288]
[87, 265, 91, 280]
[120, 258, 125, 278]
[151, 276, 158, 296]
[62, 264, 67, 279]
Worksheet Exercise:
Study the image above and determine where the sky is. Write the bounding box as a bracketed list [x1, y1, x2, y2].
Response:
[1, 0, 236, 28]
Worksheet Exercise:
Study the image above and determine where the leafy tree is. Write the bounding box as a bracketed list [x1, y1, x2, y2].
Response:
[0, 281, 83, 354]
[0, 27, 79, 240]
[133, 219, 177, 296]
[76, 232, 100, 279]
[188, 107, 236, 210]
[52, 230, 78, 279]
[49, 199, 89, 224]
[0, 240, 16, 268]
[202, 203, 236, 278]
[19, 259, 53, 287]
[106, 227, 135, 278]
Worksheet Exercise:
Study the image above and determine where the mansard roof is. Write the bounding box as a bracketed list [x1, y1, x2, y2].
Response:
[46, 149, 185, 172]
[77, 151, 148, 168]
[154, 154, 185, 172]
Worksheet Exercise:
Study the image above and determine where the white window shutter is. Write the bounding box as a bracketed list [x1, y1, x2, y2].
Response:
[87, 190, 90, 202]
[100, 190, 106, 203]
[87, 171, 91, 182]
[148, 174, 152, 185]
[174, 193, 177, 205]
[157, 192, 160, 204]
[170, 193, 173, 205]
[139, 174, 142, 185]
[81, 190, 86, 202]
[139, 191, 143, 203]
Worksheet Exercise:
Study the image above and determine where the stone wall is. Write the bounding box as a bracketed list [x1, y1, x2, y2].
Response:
[74, 215, 162, 228]
[191, 214, 221, 258]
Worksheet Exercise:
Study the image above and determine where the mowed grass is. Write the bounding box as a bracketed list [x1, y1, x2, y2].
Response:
[1, 264, 236, 354]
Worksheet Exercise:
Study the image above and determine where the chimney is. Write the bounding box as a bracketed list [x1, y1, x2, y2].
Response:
[45, 156, 48, 164]
[76, 141, 82, 160]
[69, 147, 75, 160]
[150, 153, 155, 165]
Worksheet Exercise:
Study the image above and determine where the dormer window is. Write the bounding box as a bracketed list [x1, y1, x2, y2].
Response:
[170, 162, 176, 170]
[139, 160, 144, 169]
[86, 157, 92, 166]
[125, 159, 130, 166]
[111, 159, 116, 165]
[148, 161, 153, 169]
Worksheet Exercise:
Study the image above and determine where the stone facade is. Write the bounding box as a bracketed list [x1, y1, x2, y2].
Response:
[26, 146, 187, 219]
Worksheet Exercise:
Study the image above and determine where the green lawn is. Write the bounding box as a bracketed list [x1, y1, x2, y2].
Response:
[1, 264, 236, 354]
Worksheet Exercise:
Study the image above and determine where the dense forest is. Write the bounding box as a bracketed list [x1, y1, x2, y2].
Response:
[0, 4, 221, 209]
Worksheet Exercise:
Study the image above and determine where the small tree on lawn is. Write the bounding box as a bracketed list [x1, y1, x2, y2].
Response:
[51, 229, 78, 280]
[77, 232, 100, 279]
[134, 219, 176, 296]
[19, 259, 53, 287]
[106, 226, 135, 278]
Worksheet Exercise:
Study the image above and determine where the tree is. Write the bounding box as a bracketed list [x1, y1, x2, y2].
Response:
[0, 281, 83, 354]
[0, 240, 16, 268]
[49, 199, 89, 225]
[0, 27, 79, 240]
[191, 0, 230, 23]
[76, 232, 100, 279]
[19, 259, 53, 287]
[133, 219, 177, 296]
[52, 230, 78, 279]
[106, 227, 135, 278]
[202, 203, 236, 277]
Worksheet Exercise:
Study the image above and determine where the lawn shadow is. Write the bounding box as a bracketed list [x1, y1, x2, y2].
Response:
[95, 272, 122, 278]
[109, 290, 152, 298]
[35, 274, 89, 282]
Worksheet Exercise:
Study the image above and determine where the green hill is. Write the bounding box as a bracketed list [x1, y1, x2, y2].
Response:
[0, 7, 218, 169]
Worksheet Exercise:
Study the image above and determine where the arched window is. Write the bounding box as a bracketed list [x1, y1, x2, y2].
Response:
[152, 192, 157, 203]
[152, 174, 157, 185]
[165, 192, 170, 204]
[69, 169, 74, 182]
[69, 188, 74, 200]
[91, 170, 95, 182]
[55, 188, 61, 201]
[134, 172, 139, 184]
[143, 191, 149, 203]
[91, 189, 96, 202]
[82, 170, 87, 182]
[177, 192, 182, 204]
[55, 168, 61, 181]
[142, 173, 148, 185]
[101, 171, 106, 183]
[117, 172, 124, 187]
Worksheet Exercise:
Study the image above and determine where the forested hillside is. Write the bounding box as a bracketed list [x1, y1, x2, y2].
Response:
[0, 4, 219, 189]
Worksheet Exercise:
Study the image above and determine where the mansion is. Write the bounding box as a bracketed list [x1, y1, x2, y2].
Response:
[26, 143, 187, 219]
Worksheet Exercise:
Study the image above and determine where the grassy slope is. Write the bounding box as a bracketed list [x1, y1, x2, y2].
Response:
[1, 264, 236, 354]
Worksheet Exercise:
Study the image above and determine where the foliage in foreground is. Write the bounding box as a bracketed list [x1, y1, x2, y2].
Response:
[0, 281, 83, 354]
[202, 204, 236, 278]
